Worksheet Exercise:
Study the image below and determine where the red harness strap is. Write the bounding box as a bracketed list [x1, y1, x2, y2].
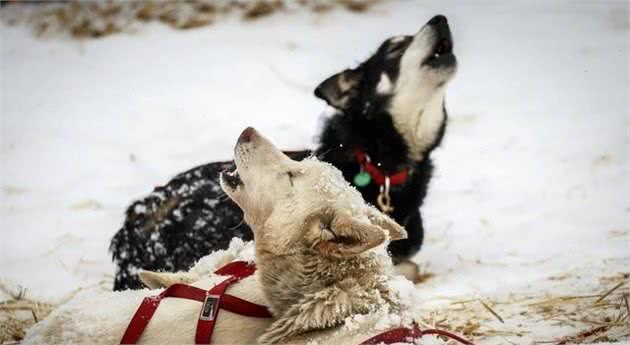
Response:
[360, 323, 475, 345]
[119, 261, 272, 345]
[354, 150, 410, 186]
[120, 261, 474, 345]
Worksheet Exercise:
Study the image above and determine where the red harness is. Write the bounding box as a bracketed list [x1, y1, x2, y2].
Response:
[121, 261, 474, 345]
[354, 150, 410, 186]
[360, 323, 475, 345]
[120, 261, 272, 344]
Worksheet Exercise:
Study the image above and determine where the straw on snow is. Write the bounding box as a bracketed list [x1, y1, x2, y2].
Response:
[1, 267, 628, 344]
[414, 276, 629, 344]
[1, 0, 380, 39]
[0, 280, 109, 344]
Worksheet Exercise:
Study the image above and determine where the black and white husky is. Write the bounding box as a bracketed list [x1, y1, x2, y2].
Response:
[110, 15, 457, 290]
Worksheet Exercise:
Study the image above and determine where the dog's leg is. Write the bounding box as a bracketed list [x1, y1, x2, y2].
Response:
[389, 210, 429, 283]
[388, 208, 424, 257]
[139, 271, 197, 289]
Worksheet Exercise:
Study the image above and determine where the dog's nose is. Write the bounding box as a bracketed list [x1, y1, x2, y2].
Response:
[238, 127, 256, 143]
[428, 15, 447, 26]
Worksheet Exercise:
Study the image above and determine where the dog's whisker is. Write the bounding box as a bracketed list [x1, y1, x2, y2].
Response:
[312, 147, 334, 161]
[228, 217, 245, 231]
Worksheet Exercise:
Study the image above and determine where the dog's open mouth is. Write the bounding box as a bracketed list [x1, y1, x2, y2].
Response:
[433, 38, 452, 59]
[222, 163, 243, 189]
[423, 38, 455, 68]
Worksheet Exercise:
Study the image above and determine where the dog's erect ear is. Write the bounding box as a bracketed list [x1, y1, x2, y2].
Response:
[314, 68, 363, 110]
[367, 207, 407, 241]
[315, 213, 386, 257]
[139, 271, 196, 289]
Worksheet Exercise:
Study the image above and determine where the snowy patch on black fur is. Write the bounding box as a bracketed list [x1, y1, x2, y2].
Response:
[110, 152, 311, 290]
[110, 161, 251, 290]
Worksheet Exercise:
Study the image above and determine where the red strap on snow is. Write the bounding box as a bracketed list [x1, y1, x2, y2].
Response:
[354, 150, 409, 186]
[119, 261, 271, 345]
[359, 323, 475, 345]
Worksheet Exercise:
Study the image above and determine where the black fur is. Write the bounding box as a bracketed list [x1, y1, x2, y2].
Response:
[110, 152, 310, 290]
[111, 15, 455, 290]
[110, 161, 250, 290]
[316, 115, 446, 261]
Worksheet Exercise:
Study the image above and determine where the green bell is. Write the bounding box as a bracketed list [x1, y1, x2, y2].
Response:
[353, 171, 371, 187]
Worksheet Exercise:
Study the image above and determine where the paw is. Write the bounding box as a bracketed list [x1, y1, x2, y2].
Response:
[394, 259, 434, 284]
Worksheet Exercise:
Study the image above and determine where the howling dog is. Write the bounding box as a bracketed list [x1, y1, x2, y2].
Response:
[22, 128, 417, 345]
[111, 15, 457, 290]
[219, 128, 413, 344]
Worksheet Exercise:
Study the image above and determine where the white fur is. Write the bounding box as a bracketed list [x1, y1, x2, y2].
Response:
[26, 130, 424, 345]
[22, 241, 271, 345]
[389, 25, 455, 161]
[390, 35, 406, 43]
[376, 73, 393, 95]
[223, 130, 394, 244]
[221, 129, 419, 344]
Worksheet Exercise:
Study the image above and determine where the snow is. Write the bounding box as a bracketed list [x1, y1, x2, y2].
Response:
[1, 1, 628, 344]
[189, 237, 256, 277]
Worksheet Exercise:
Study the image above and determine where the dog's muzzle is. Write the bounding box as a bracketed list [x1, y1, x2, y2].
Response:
[423, 15, 456, 68]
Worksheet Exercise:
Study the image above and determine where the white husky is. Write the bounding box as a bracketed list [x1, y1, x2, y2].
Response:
[24, 128, 420, 345]
[220, 128, 417, 344]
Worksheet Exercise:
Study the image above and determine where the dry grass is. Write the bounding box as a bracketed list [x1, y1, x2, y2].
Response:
[416, 273, 630, 344]
[0, 280, 110, 344]
[0, 282, 56, 344]
[1, 271, 627, 344]
[1, 0, 381, 39]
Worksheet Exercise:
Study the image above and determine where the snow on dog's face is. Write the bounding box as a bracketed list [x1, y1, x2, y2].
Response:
[220, 127, 406, 256]
[314, 15, 456, 160]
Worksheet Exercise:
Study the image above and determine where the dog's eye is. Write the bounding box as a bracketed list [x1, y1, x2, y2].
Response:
[319, 217, 333, 231]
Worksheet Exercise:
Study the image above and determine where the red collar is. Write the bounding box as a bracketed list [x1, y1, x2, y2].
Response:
[354, 149, 410, 186]
[120, 261, 272, 345]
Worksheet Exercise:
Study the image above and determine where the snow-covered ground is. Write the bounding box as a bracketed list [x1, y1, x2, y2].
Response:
[1, 1, 628, 344]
